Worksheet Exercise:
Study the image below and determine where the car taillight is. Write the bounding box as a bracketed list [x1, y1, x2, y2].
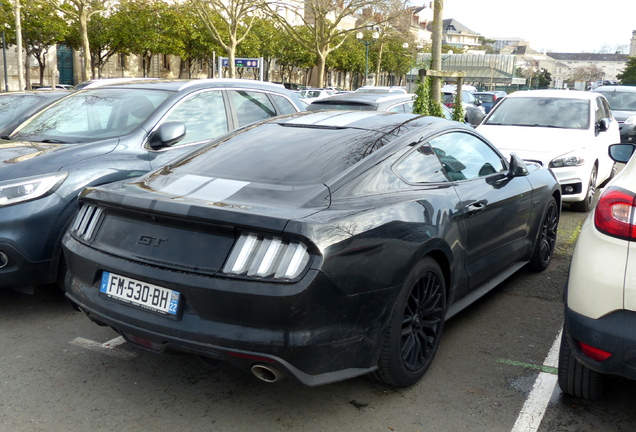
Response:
[594, 187, 636, 240]
[223, 232, 311, 281]
[578, 341, 612, 362]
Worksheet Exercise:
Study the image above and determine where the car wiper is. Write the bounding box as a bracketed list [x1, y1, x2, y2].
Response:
[40, 139, 68, 143]
[0, 135, 11, 140]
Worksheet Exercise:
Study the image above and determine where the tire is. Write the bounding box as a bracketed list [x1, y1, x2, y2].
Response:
[571, 165, 597, 212]
[370, 258, 446, 387]
[56, 254, 68, 293]
[528, 198, 559, 271]
[600, 161, 617, 188]
[558, 332, 605, 400]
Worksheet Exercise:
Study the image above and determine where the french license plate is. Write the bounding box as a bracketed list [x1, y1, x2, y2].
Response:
[100, 271, 180, 316]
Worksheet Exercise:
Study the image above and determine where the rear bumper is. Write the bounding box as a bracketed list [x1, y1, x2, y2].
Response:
[63, 234, 398, 386]
[564, 306, 636, 380]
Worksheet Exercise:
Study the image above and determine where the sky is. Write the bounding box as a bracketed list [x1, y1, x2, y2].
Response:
[432, 0, 635, 53]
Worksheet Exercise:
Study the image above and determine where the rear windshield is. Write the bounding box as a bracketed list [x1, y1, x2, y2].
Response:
[12, 88, 173, 143]
[163, 123, 389, 185]
[484, 97, 590, 130]
[474, 94, 495, 103]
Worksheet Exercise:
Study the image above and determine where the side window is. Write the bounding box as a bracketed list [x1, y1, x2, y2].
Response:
[393, 143, 448, 183]
[231, 91, 277, 127]
[600, 97, 612, 119]
[429, 132, 506, 181]
[270, 94, 298, 115]
[162, 90, 228, 146]
[387, 103, 406, 113]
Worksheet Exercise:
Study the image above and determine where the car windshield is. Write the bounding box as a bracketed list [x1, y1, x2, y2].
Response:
[484, 97, 590, 130]
[158, 123, 388, 186]
[11, 88, 172, 143]
[600, 91, 636, 111]
[0, 94, 49, 129]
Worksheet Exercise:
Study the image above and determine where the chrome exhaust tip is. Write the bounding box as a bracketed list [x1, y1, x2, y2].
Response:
[0, 252, 8, 269]
[251, 364, 285, 383]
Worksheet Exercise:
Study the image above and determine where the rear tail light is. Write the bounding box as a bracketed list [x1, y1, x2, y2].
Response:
[71, 204, 103, 242]
[223, 232, 310, 281]
[578, 341, 612, 362]
[594, 187, 636, 240]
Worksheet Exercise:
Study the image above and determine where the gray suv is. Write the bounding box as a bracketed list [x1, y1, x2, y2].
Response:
[592, 85, 636, 144]
[0, 79, 304, 292]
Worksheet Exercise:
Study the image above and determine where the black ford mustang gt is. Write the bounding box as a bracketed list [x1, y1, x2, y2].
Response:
[63, 111, 561, 387]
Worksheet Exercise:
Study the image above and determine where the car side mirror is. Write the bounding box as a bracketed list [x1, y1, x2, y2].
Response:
[508, 153, 529, 177]
[148, 121, 186, 149]
[597, 118, 609, 132]
[608, 143, 636, 163]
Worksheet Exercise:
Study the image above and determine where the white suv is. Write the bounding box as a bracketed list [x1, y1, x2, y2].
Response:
[559, 142, 636, 399]
[477, 90, 620, 212]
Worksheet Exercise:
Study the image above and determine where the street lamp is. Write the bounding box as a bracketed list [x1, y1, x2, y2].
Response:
[356, 31, 379, 86]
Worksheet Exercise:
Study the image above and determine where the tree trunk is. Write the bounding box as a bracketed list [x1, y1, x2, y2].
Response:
[431, 0, 443, 103]
[14, 0, 24, 90]
[24, 53, 30, 89]
[79, 9, 92, 81]
[316, 51, 327, 88]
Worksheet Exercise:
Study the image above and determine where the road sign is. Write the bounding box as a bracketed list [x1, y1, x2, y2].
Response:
[221, 58, 260, 68]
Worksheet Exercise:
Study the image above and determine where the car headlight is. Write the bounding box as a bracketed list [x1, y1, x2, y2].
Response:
[549, 152, 585, 168]
[223, 232, 311, 281]
[0, 172, 68, 206]
[625, 115, 636, 125]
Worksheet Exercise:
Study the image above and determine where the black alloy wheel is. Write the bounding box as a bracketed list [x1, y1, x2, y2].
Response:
[572, 165, 597, 212]
[529, 197, 559, 271]
[371, 258, 446, 387]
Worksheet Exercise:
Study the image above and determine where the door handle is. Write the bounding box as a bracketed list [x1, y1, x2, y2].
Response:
[466, 201, 486, 217]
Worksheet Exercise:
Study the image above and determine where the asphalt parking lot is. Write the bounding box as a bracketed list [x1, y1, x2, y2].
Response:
[1, 207, 634, 432]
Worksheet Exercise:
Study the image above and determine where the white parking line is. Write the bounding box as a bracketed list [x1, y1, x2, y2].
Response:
[510, 329, 562, 432]
[69, 336, 138, 359]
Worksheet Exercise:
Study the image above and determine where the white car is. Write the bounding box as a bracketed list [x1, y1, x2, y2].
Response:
[558, 142, 636, 399]
[477, 90, 620, 211]
[296, 88, 336, 104]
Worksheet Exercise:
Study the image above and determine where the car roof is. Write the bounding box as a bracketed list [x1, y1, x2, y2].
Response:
[80, 78, 291, 94]
[0, 90, 71, 99]
[592, 85, 636, 94]
[309, 93, 414, 105]
[506, 89, 602, 100]
[271, 110, 453, 133]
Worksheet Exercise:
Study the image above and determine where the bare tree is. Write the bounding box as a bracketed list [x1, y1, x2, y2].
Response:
[572, 64, 604, 83]
[265, 0, 409, 88]
[190, 0, 262, 78]
[50, 0, 109, 82]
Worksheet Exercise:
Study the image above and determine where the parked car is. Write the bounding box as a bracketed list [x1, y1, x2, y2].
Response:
[355, 86, 407, 94]
[0, 90, 71, 137]
[63, 110, 561, 387]
[442, 90, 486, 126]
[306, 92, 454, 119]
[0, 79, 304, 293]
[296, 88, 336, 104]
[33, 84, 75, 91]
[591, 85, 636, 144]
[472, 91, 507, 114]
[558, 142, 636, 400]
[442, 84, 477, 93]
[477, 89, 620, 212]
